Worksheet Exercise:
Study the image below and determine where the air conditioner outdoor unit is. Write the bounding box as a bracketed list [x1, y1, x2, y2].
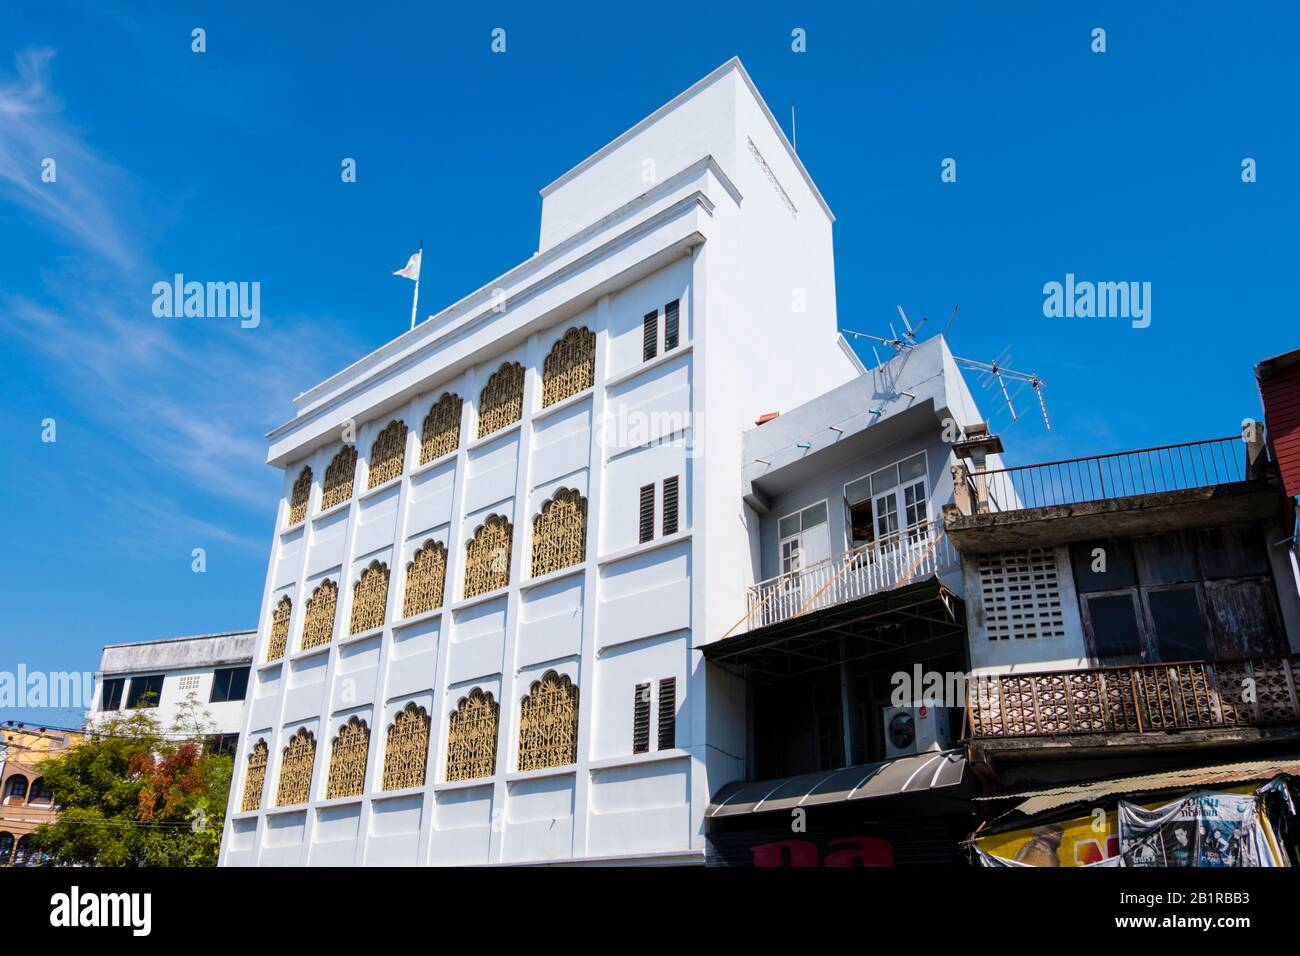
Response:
[882, 703, 950, 758]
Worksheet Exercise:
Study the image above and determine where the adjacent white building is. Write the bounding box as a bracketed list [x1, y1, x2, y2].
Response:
[219, 58, 867, 866]
[87, 631, 255, 751]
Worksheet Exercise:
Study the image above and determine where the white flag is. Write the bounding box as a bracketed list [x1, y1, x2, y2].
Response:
[393, 250, 421, 280]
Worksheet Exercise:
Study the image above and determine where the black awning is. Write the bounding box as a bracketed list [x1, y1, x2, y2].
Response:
[701, 578, 964, 684]
[707, 750, 969, 818]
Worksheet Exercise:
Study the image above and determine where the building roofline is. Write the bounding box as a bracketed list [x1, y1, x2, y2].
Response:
[102, 630, 256, 651]
[538, 57, 833, 222]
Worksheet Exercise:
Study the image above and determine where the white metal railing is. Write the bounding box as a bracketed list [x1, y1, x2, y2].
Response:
[742, 524, 959, 632]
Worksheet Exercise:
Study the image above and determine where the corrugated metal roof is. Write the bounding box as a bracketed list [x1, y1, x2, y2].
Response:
[706, 750, 967, 817]
[1257, 350, 1300, 498]
[983, 757, 1300, 816]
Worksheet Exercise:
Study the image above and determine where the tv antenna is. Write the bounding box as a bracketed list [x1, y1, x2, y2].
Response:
[841, 306, 1051, 432]
[952, 347, 1051, 432]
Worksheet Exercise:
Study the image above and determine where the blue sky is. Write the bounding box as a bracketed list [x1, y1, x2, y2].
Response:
[2, 2, 1296, 726]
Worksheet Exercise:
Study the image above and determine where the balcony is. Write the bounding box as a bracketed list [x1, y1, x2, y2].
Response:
[945, 435, 1277, 551]
[968, 656, 1300, 753]
[739, 525, 959, 634]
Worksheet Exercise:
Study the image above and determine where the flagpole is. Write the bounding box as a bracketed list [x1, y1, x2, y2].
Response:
[410, 239, 423, 330]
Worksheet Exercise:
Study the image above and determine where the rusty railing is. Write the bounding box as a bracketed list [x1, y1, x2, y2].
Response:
[968, 656, 1300, 739]
[967, 436, 1246, 513]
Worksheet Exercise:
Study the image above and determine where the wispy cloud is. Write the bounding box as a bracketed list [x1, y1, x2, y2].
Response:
[0, 48, 359, 523]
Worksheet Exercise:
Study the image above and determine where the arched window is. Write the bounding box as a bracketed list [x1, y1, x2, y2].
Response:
[368, 419, 408, 489]
[325, 717, 370, 800]
[463, 515, 512, 599]
[542, 326, 596, 408]
[12, 835, 34, 867]
[28, 778, 51, 804]
[321, 444, 358, 510]
[267, 595, 292, 662]
[276, 728, 316, 807]
[420, 392, 463, 464]
[402, 541, 447, 618]
[241, 739, 268, 812]
[477, 362, 524, 438]
[301, 579, 338, 650]
[349, 561, 390, 634]
[4, 776, 28, 804]
[287, 465, 312, 526]
[517, 671, 579, 771]
[382, 702, 431, 791]
[531, 488, 587, 577]
[0, 832, 12, 865]
[446, 688, 499, 781]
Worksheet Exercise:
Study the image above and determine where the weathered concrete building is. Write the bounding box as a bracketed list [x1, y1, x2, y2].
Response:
[87, 631, 255, 753]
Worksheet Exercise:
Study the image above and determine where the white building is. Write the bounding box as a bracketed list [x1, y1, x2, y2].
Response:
[87, 631, 255, 752]
[219, 58, 867, 866]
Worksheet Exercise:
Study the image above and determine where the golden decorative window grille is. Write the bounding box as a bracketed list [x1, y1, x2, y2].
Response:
[517, 671, 579, 771]
[241, 739, 268, 812]
[403, 540, 447, 618]
[531, 488, 587, 577]
[349, 561, 390, 634]
[325, 716, 370, 800]
[300, 579, 338, 650]
[463, 515, 512, 599]
[382, 702, 431, 791]
[477, 362, 524, 438]
[287, 466, 312, 526]
[541, 326, 595, 408]
[420, 392, 463, 464]
[275, 729, 316, 807]
[446, 688, 499, 782]
[368, 419, 408, 489]
[267, 596, 292, 662]
[321, 445, 358, 510]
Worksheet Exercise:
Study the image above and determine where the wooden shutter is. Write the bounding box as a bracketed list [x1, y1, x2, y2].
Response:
[661, 475, 679, 536]
[664, 300, 680, 351]
[642, 310, 658, 361]
[657, 677, 676, 750]
[638, 484, 655, 543]
[633, 682, 651, 754]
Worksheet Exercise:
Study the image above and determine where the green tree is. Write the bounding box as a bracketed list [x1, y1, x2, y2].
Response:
[30, 693, 233, 866]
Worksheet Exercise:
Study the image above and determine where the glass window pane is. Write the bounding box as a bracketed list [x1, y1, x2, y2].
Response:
[899, 453, 926, 482]
[1147, 588, 1209, 662]
[1085, 594, 1144, 664]
[845, 476, 871, 506]
[802, 502, 827, 528]
[778, 514, 800, 539]
[870, 464, 899, 497]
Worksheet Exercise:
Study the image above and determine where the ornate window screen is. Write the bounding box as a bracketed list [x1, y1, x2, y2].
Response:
[321, 445, 358, 510]
[301, 579, 338, 650]
[541, 327, 595, 408]
[350, 561, 390, 634]
[241, 739, 268, 812]
[325, 717, 370, 800]
[531, 488, 587, 577]
[463, 516, 512, 598]
[368, 420, 408, 489]
[382, 702, 431, 791]
[420, 392, 463, 464]
[446, 689, 499, 782]
[403, 541, 447, 618]
[275, 729, 316, 806]
[267, 596, 292, 662]
[477, 362, 524, 438]
[517, 671, 579, 771]
[978, 549, 1066, 641]
[287, 466, 312, 526]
